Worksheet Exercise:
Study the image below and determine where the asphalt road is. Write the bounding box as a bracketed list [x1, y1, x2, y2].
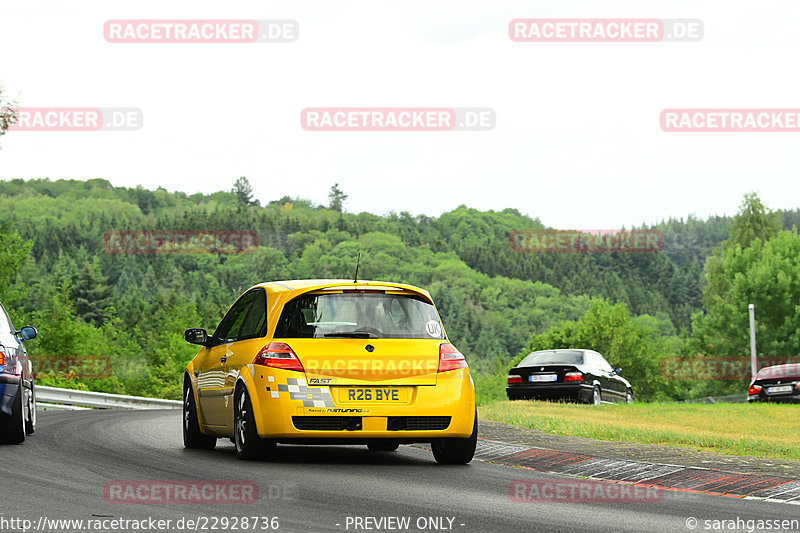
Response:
[3, 410, 799, 533]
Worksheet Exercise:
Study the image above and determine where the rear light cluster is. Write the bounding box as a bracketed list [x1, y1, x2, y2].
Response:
[253, 342, 304, 372]
[438, 343, 467, 373]
[253, 342, 468, 374]
[748, 384, 762, 395]
[508, 372, 583, 383]
[0, 348, 5, 366]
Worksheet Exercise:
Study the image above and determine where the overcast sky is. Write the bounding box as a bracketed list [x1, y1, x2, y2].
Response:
[1, 0, 798, 229]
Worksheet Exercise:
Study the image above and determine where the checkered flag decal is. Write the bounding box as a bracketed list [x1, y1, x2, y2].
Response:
[277, 378, 335, 408]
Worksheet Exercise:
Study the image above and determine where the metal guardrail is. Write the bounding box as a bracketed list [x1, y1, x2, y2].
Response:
[678, 394, 747, 404]
[36, 386, 182, 410]
[37, 402, 91, 411]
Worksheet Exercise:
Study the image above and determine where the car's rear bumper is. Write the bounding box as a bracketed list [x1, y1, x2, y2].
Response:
[248, 367, 475, 441]
[506, 382, 594, 402]
[748, 392, 800, 403]
[0, 374, 21, 417]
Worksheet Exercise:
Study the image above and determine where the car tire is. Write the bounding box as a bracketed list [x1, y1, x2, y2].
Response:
[431, 411, 477, 465]
[592, 386, 602, 406]
[0, 381, 26, 444]
[183, 381, 216, 450]
[367, 440, 400, 452]
[25, 383, 35, 435]
[234, 387, 276, 461]
[625, 389, 634, 404]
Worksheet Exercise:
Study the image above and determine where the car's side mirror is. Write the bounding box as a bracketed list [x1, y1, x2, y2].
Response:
[613, 367, 622, 375]
[16, 326, 37, 341]
[185, 328, 210, 347]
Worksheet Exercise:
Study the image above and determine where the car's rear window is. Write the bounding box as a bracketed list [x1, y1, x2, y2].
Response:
[756, 363, 800, 380]
[274, 292, 445, 339]
[519, 350, 584, 366]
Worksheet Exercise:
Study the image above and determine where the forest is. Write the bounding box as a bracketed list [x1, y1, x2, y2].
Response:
[1, 177, 798, 404]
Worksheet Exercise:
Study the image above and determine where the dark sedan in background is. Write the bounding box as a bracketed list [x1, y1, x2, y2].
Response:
[507, 349, 633, 405]
[748, 363, 800, 403]
[0, 300, 38, 444]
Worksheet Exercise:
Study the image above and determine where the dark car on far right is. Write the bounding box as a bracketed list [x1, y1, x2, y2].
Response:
[506, 349, 633, 405]
[748, 363, 800, 403]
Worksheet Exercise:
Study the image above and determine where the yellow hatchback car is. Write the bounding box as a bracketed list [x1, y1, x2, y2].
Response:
[183, 279, 477, 464]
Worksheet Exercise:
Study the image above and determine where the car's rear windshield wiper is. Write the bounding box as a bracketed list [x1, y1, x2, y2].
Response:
[323, 331, 379, 338]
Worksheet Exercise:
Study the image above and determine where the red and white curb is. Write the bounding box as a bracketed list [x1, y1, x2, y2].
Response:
[426, 438, 800, 505]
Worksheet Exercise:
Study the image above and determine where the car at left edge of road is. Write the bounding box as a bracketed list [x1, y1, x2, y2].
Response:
[0, 300, 38, 444]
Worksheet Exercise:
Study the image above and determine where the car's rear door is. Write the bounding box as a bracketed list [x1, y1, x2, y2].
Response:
[594, 352, 625, 402]
[198, 289, 265, 428]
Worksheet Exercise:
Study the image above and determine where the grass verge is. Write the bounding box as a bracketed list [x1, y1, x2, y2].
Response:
[479, 400, 800, 461]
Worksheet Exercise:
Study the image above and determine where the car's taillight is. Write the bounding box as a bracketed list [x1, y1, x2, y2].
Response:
[253, 342, 304, 372]
[564, 372, 583, 382]
[748, 384, 762, 395]
[508, 375, 522, 384]
[438, 343, 467, 372]
[0, 348, 5, 366]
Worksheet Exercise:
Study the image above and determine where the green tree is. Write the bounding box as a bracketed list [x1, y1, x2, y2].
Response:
[0, 224, 32, 294]
[691, 229, 800, 359]
[727, 192, 781, 249]
[692, 193, 798, 359]
[328, 183, 348, 212]
[232, 176, 257, 206]
[71, 256, 113, 326]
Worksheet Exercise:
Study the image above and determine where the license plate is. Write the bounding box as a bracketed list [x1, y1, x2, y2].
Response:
[338, 387, 409, 403]
[768, 385, 793, 394]
[529, 374, 557, 382]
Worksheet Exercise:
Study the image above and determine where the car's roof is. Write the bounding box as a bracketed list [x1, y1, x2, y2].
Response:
[250, 279, 433, 300]
[756, 363, 800, 378]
